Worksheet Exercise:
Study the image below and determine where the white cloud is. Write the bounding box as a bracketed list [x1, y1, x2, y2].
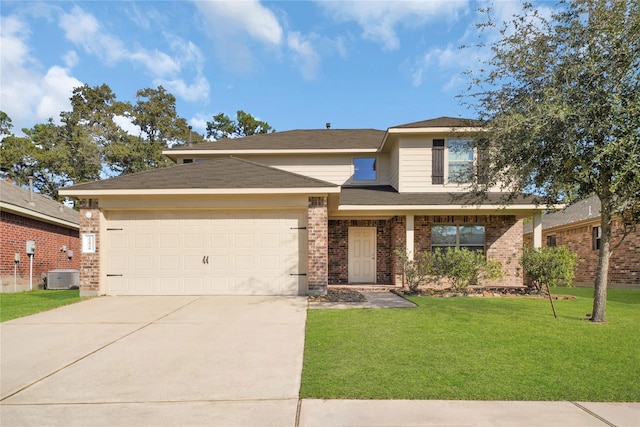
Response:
[156, 76, 210, 103]
[287, 32, 321, 80]
[113, 114, 142, 137]
[0, 15, 81, 133]
[57, 6, 209, 102]
[189, 114, 210, 135]
[195, 0, 283, 46]
[407, 1, 558, 93]
[36, 66, 83, 120]
[194, 0, 284, 73]
[315, 0, 469, 51]
[129, 49, 180, 77]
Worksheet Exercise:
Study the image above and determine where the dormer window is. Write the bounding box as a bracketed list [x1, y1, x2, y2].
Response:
[353, 157, 377, 181]
[448, 139, 474, 184]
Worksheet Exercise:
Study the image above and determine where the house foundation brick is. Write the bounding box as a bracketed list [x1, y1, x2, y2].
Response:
[307, 197, 328, 295]
[79, 199, 101, 297]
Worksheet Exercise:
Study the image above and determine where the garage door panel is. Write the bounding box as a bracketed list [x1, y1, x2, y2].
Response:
[135, 234, 154, 248]
[106, 210, 307, 295]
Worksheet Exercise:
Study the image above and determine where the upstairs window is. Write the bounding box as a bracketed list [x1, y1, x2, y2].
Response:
[353, 157, 377, 181]
[431, 225, 485, 253]
[448, 139, 474, 183]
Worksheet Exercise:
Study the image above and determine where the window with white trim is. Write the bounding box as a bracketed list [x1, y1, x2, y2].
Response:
[448, 139, 474, 183]
[431, 225, 485, 253]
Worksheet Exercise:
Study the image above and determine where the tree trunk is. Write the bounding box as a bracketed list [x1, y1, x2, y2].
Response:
[591, 196, 612, 323]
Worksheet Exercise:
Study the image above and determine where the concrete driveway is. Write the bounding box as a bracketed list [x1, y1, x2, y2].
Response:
[0, 296, 307, 426]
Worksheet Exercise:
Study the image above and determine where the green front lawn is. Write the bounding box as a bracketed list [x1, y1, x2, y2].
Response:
[0, 290, 85, 322]
[301, 288, 640, 401]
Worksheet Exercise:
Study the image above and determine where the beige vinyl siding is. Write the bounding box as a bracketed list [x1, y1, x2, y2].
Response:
[389, 143, 399, 190]
[238, 154, 391, 186]
[397, 137, 430, 192]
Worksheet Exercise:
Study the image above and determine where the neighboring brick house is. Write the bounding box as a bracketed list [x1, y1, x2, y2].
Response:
[523, 195, 640, 288]
[61, 117, 550, 297]
[1, 181, 80, 290]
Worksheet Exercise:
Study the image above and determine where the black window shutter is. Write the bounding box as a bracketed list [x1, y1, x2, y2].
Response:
[432, 139, 444, 185]
[476, 148, 489, 184]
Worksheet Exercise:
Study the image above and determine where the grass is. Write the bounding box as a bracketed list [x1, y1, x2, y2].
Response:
[300, 287, 640, 401]
[0, 289, 85, 322]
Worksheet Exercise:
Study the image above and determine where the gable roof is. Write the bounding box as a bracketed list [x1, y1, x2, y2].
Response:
[60, 156, 339, 196]
[165, 129, 385, 154]
[390, 117, 483, 129]
[523, 195, 601, 234]
[0, 181, 79, 229]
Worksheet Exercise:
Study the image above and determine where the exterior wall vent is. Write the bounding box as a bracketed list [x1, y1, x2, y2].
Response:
[47, 269, 80, 289]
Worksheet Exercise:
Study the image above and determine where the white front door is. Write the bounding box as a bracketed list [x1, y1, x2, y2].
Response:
[348, 227, 376, 283]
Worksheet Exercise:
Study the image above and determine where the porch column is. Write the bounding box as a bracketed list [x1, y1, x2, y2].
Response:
[79, 199, 101, 297]
[533, 212, 543, 248]
[406, 214, 414, 260]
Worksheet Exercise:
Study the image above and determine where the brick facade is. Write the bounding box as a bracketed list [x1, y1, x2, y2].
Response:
[525, 218, 640, 288]
[79, 199, 101, 296]
[1, 210, 79, 288]
[328, 214, 523, 288]
[328, 218, 403, 285]
[307, 197, 328, 295]
[485, 215, 523, 286]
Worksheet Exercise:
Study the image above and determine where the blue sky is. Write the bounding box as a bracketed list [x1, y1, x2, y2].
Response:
[1, 1, 543, 138]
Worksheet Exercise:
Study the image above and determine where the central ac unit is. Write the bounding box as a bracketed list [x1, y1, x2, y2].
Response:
[47, 269, 80, 289]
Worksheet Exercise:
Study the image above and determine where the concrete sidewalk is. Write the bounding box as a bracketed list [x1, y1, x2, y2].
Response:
[298, 399, 640, 427]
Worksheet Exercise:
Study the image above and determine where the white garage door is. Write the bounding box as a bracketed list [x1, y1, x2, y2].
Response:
[105, 210, 307, 295]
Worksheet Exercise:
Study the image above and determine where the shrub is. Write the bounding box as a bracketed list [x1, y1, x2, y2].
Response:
[432, 248, 504, 292]
[519, 246, 578, 292]
[394, 249, 435, 293]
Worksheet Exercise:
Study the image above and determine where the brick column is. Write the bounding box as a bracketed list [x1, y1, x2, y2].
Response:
[79, 199, 101, 296]
[486, 215, 523, 286]
[307, 196, 328, 295]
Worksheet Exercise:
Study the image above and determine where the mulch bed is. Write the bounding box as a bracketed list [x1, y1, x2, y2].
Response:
[309, 288, 367, 303]
[391, 288, 576, 300]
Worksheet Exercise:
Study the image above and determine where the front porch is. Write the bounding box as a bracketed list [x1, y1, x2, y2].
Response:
[327, 214, 537, 288]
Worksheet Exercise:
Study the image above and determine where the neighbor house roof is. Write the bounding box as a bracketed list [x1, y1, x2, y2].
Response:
[390, 117, 483, 129]
[523, 195, 601, 234]
[339, 186, 542, 211]
[164, 129, 385, 156]
[0, 181, 79, 229]
[60, 156, 339, 196]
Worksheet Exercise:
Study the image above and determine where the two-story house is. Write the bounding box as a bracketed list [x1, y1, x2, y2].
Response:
[60, 117, 546, 297]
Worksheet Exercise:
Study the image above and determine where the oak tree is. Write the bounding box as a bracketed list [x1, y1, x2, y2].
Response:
[463, 0, 640, 322]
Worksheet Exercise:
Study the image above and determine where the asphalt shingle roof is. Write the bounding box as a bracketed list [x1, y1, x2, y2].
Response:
[167, 129, 385, 151]
[523, 195, 601, 234]
[62, 156, 338, 192]
[391, 117, 483, 129]
[0, 181, 79, 226]
[340, 186, 540, 206]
